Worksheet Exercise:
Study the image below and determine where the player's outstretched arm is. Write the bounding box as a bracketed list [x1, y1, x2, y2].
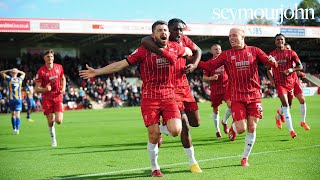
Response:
[256, 48, 278, 68]
[198, 53, 225, 72]
[79, 60, 129, 79]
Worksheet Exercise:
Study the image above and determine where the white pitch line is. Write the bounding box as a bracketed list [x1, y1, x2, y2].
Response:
[56, 145, 320, 180]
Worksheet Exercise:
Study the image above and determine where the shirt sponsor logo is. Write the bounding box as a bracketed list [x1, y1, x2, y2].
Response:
[49, 75, 58, 82]
[277, 59, 287, 64]
[235, 60, 250, 70]
[156, 57, 170, 68]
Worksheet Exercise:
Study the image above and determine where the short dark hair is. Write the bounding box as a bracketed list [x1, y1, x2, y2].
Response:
[284, 43, 290, 46]
[168, 18, 187, 28]
[211, 44, 221, 48]
[43, 49, 54, 57]
[152, 20, 168, 32]
[275, 33, 285, 39]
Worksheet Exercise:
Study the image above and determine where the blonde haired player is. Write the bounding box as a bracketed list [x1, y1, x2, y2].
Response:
[198, 27, 278, 166]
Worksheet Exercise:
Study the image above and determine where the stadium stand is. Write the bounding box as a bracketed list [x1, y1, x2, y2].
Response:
[0, 18, 319, 113]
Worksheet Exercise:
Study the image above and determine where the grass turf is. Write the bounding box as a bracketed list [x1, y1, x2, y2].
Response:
[0, 96, 319, 179]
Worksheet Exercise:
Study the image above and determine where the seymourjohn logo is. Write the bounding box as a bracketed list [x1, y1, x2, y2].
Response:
[212, 4, 315, 24]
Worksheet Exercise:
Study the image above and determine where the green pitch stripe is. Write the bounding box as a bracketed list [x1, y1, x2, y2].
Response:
[56, 144, 320, 179]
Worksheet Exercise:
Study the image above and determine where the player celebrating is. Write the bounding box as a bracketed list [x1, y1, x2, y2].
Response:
[1, 68, 25, 134]
[80, 20, 192, 177]
[35, 49, 66, 147]
[269, 40, 310, 133]
[141, 18, 202, 173]
[197, 28, 278, 166]
[203, 44, 231, 137]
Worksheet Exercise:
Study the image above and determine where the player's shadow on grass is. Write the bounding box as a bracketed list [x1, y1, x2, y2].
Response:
[51, 137, 245, 156]
[54, 171, 149, 180]
[8, 136, 244, 155]
[54, 169, 188, 180]
[258, 134, 292, 142]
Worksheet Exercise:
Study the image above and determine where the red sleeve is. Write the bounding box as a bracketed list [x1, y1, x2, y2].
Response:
[198, 53, 226, 72]
[127, 46, 144, 65]
[182, 35, 195, 51]
[176, 43, 185, 56]
[162, 42, 185, 64]
[256, 47, 277, 68]
[291, 50, 300, 63]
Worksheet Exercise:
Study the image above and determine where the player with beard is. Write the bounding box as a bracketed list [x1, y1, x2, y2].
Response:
[80, 20, 192, 177]
[141, 18, 202, 173]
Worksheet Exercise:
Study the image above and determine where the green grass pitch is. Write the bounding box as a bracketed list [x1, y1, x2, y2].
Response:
[0, 96, 319, 179]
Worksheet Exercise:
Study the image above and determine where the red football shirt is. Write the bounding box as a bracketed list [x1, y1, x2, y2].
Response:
[35, 63, 64, 100]
[269, 49, 300, 88]
[172, 35, 195, 88]
[203, 57, 228, 95]
[198, 45, 275, 101]
[127, 41, 185, 100]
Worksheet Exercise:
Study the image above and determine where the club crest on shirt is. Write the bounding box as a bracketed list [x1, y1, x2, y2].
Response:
[231, 56, 236, 60]
[247, 52, 252, 57]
